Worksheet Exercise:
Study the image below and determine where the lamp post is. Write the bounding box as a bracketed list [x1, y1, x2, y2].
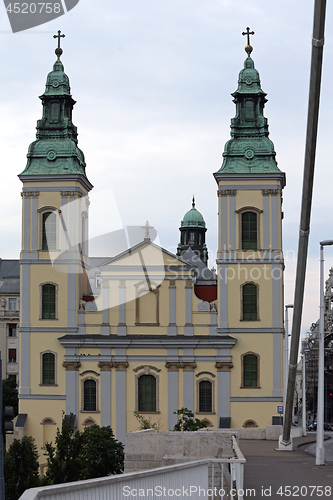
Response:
[284, 304, 294, 414]
[302, 351, 308, 436]
[316, 240, 333, 465]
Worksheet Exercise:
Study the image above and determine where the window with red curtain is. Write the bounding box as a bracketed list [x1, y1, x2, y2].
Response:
[9, 349, 16, 363]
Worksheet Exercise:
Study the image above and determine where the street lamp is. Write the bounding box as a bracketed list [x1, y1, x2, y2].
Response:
[316, 240, 333, 465]
[284, 304, 294, 414]
[302, 350, 309, 437]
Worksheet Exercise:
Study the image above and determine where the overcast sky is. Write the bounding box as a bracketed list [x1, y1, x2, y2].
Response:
[0, 0, 333, 337]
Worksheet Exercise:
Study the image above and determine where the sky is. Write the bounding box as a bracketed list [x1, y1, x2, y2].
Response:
[0, 0, 332, 338]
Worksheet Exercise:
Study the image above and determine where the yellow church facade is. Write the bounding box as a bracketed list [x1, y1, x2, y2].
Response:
[17, 37, 285, 462]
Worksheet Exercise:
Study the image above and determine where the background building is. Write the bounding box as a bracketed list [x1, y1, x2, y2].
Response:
[302, 268, 333, 423]
[0, 259, 20, 383]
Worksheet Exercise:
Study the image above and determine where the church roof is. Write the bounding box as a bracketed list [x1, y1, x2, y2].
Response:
[215, 42, 285, 181]
[0, 259, 20, 294]
[180, 197, 206, 229]
[19, 34, 92, 186]
[180, 247, 216, 281]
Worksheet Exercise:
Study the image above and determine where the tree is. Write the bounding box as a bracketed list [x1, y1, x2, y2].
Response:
[44, 415, 124, 485]
[4, 436, 40, 500]
[80, 425, 124, 479]
[44, 414, 83, 485]
[172, 407, 207, 431]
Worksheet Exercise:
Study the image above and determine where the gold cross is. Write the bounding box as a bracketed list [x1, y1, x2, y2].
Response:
[54, 30, 65, 49]
[141, 220, 154, 241]
[242, 27, 255, 46]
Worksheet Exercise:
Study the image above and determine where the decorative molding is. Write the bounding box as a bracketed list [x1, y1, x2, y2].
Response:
[83, 417, 97, 426]
[40, 417, 56, 425]
[80, 370, 100, 377]
[217, 190, 237, 196]
[165, 362, 181, 372]
[98, 362, 113, 371]
[181, 362, 197, 372]
[21, 191, 39, 198]
[197, 301, 210, 312]
[262, 189, 279, 195]
[133, 365, 161, 373]
[60, 191, 78, 197]
[196, 371, 216, 378]
[114, 362, 129, 371]
[215, 362, 233, 372]
[85, 301, 97, 312]
[62, 361, 81, 371]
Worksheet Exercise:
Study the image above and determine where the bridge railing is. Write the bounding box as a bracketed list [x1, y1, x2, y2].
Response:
[19, 437, 245, 500]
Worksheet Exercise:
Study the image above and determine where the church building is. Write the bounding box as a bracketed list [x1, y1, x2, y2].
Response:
[16, 32, 285, 467]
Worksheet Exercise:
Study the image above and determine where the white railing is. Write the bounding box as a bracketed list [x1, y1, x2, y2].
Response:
[19, 439, 246, 500]
[230, 435, 246, 499]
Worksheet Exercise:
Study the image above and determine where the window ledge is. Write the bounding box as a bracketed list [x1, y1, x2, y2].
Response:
[80, 410, 100, 413]
[240, 319, 260, 322]
[134, 411, 160, 414]
[39, 384, 58, 387]
[240, 386, 261, 389]
[195, 412, 216, 415]
[135, 323, 160, 327]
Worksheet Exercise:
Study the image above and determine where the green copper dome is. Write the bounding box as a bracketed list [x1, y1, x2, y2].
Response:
[43, 58, 71, 96]
[215, 53, 283, 176]
[181, 197, 206, 228]
[19, 49, 89, 181]
[177, 197, 208, 265]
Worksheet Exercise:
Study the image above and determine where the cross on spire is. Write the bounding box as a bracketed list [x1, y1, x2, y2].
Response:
[141, 220, 154, 241]
[53, 30, 65, 58]
[242, 27, 255, 46]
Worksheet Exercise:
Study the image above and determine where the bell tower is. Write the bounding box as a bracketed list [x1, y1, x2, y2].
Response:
[177, 197, 208, 265]
[213, 31, 286, 428]
[18, 33, 93, 447]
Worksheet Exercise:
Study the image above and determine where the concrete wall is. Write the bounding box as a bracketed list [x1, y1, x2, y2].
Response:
[124, 429, 237, 472]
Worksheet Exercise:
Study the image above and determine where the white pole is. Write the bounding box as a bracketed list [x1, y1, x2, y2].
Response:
[316, 244, 325, 465]
[302, 354, 307, 436]
[284, 307, 288, 412]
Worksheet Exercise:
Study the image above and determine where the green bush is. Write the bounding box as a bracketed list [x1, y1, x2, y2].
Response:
[172, 407, 207, 431]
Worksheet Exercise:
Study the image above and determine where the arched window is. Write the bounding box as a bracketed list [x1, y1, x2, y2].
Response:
[84, 379, 97, 411]
[199, 380, 212, 412]
[242, 283, 258, 321]
[243, 354, 259, 388]
[41, 417, 56, 447]
[138, 374, 156, 412]
[42, 352, 55, 385]
[241, 212, 257, 250]
[42, 212, 57, 250]
[41, 284, 56, 319]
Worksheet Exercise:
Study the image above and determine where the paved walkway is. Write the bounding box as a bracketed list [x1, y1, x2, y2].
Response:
[239, 435, 333, 500]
